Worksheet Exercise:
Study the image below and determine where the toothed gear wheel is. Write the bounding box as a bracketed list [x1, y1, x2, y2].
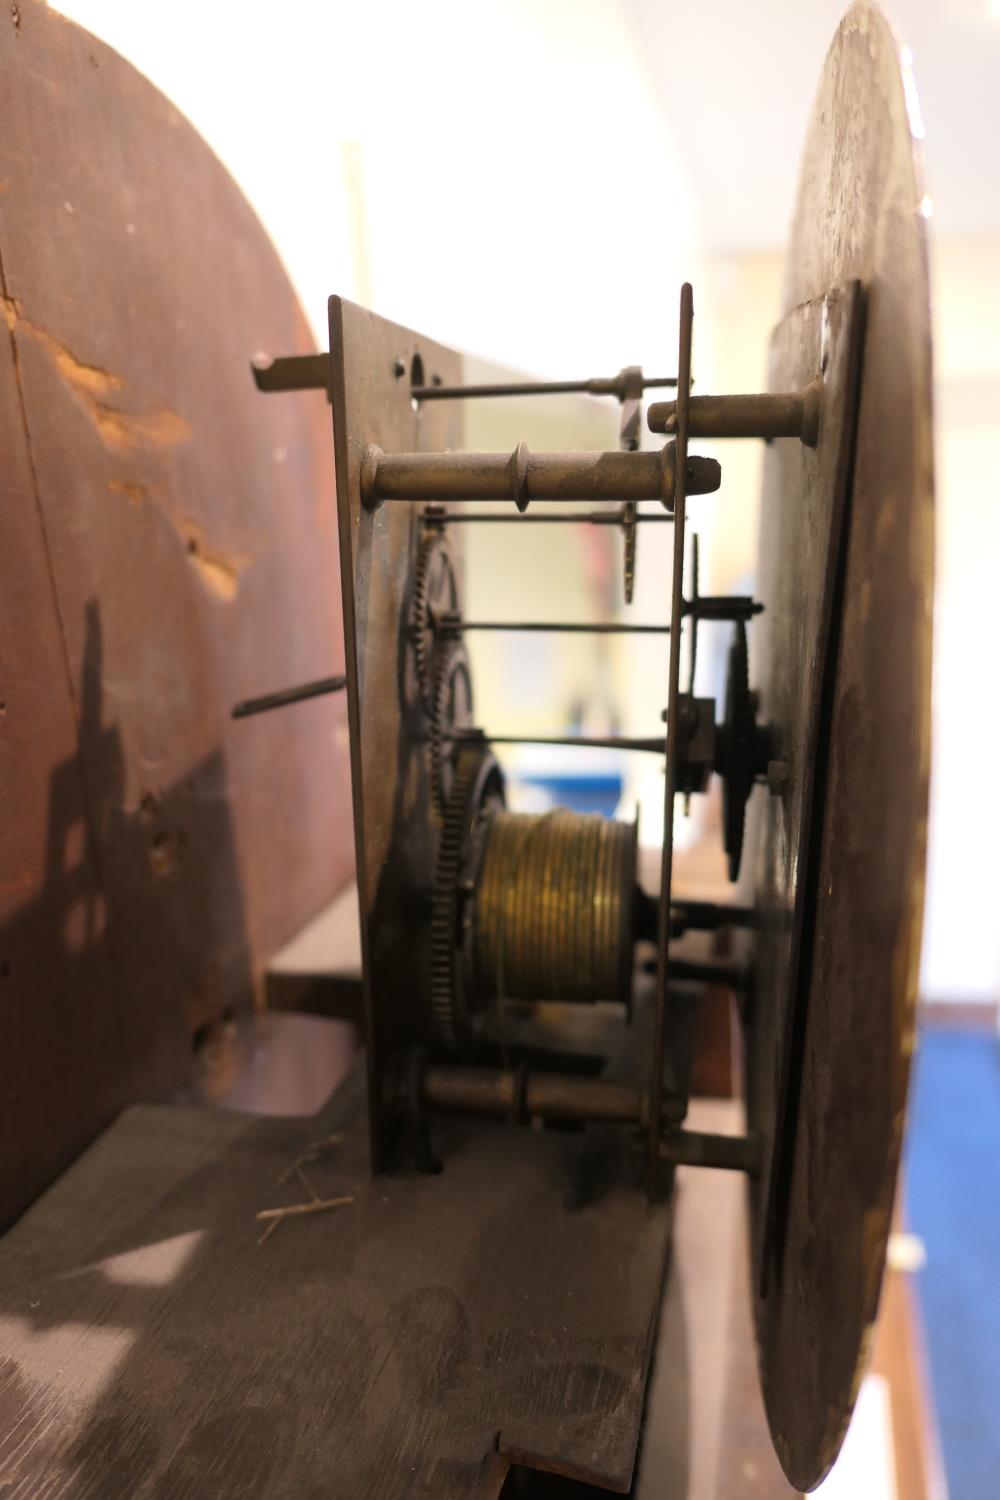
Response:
[721, 621, 756, 883]
[411, 530, 458, 705]
[430, 742, 504, 1049]
[429, 639, 474, 817]
[620, 502, 637, 605]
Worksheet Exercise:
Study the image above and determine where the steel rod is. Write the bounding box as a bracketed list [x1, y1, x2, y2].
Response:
[692, 595, 764, 621]
[421, 510, 674, 525]
[670, 899, 756, 933]
[456, 601, 759, 632]
[658, 1129, 760, 1175]
[413, 372, 678, 402]
[459, 620, 670, 635]
[232, 673, 347, 719]
[455, 732, 664, 754]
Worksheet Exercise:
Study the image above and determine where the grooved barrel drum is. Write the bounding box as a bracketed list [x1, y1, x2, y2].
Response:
[472, 809, 637, 1006]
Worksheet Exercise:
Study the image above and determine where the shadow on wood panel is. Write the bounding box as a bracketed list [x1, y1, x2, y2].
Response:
[0, 598, 254, 1229]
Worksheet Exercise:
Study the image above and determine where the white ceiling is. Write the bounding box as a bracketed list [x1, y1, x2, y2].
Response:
[622, 0, 1000, 249]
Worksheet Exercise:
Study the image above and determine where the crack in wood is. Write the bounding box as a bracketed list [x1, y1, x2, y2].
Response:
[2, 293, 192, 455]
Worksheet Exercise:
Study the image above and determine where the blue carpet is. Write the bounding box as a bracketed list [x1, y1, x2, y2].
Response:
[906, 1028, 1000, 1500]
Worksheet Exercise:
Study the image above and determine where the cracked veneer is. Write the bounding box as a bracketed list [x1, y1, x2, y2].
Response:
[1, 293, 192, 455]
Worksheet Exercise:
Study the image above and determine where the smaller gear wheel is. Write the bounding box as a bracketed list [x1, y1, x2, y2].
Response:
[620, 502, 637, 605]
[718, 621, 757, 883]
[410, 530, 458, 705]
[430, 741, 504, 1049]
[428, 639, 474, 818]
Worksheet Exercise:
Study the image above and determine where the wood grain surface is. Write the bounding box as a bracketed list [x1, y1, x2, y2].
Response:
[0, 1, 353, 1228]
[744, 3, 935, 1487]
[0, 1068, 670, 1497]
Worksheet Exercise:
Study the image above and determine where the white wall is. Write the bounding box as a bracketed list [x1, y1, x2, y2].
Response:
[53, 0, 701, 374]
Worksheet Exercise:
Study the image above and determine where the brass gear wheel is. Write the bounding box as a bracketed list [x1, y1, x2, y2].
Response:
[428, 638, 474, 818]
[429, 740, 504, 1049]
[410, 529, 458, 705]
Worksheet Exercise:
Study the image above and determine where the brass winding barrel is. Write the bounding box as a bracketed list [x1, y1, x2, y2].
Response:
[472, 809, 637, 1006]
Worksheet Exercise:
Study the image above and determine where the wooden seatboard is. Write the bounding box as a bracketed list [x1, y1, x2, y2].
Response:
[0, 1071, 670, 1497]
